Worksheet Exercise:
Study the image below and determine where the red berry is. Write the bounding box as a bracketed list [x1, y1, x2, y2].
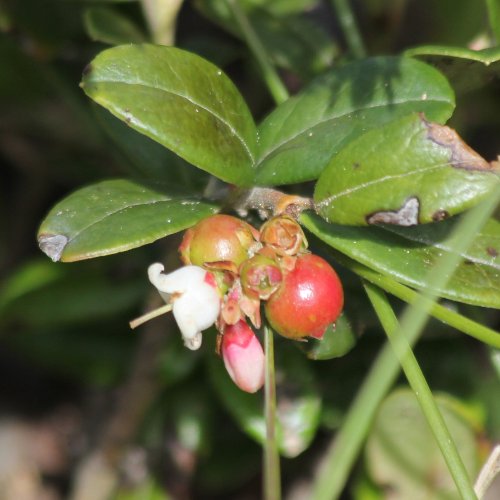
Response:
[264, 253, 343, 339]
[179, 214, 259, 267]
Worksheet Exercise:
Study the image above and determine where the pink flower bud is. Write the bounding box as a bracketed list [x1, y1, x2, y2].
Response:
[222, 321, 265, 393]
[148, 263, 220, 350]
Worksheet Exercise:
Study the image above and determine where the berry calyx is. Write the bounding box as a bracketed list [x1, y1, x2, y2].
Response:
[179, 214, 259, 268]
[259, 216, 307, 256]
[264, 253, 343, 339]
[239, 254, 282, 300]
[222, 320, 265, 393]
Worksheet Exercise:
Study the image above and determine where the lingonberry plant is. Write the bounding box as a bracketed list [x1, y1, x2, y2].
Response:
[26, 0, 500, 498]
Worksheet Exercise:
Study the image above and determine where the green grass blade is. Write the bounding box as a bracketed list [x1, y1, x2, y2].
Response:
[364, 282, 477, 499]
[311, 187, 500, 499]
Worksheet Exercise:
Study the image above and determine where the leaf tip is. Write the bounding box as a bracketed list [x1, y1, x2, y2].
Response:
[38, 234, 68, 262]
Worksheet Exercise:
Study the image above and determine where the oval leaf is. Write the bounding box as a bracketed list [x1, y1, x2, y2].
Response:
[37, 179, 219, 262]
[314, 114, 500, 225]
[84, 7, 146, 45]
[255, 56, 455, 185]
[81, 44, 257, 186]
[405, 45, 500, 94]
[366, 389, 480, 499]
[301, 213, 500, 309]
[299, 313, 356, 361]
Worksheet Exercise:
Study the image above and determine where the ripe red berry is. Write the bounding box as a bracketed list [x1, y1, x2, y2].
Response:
[179, 214, 259, 267]
[264, 253, 343, 339]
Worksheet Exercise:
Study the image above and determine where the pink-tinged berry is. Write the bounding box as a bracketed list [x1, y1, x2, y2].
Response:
[264, 254, 343, 339]
[148, 263, 220, 350]
[259, 216, 307, 256]
[179, 214, 260, 267]
[222, 320, 265, 393]
[239, 254, 282, 300]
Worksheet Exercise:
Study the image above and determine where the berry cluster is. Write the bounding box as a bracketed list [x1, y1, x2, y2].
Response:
[144, 214, 343, 393]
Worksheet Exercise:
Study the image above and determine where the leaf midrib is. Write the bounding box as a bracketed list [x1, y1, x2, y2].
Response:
[86, 79, 256, 165]
[67, 197, 177, 244]
[256, 97, 451, 166]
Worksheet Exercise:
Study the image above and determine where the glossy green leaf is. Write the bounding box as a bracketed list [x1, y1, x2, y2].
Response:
[84, 7, 146, 45]
[208, 341, 321, 457]
[405, 45, 500, 94]
[301, 212, 500, 309]
[81, 44, 257, 186]
[255, 56, 455, 185]
[300, 313, 356, 360]
[365, 389, 480, 500]
[93, 105, 207, 189]
[315, 113, 500, 225]
[37, 179, 219, 262]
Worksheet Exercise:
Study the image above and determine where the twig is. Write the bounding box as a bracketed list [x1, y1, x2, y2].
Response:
[264, 324, 281, 500]
[475, 445, 500, 499]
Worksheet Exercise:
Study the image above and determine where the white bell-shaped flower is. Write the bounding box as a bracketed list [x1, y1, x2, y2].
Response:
[148, 263, 220, 350]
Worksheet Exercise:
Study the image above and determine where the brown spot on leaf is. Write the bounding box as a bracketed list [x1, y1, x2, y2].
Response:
[366, 196, 420, 226]
[82, 64, 92, 76]
[486, 247, 498, 257]
[353, 162, 360, 169]
[423, 117, 495, 172]
[432, 210, 449, 222]
[38, 234, 68, 262]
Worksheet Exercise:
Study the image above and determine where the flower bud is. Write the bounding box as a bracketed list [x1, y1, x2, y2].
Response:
[222, 320, 265, 393]
[259, 216, 307, 256]
[239, 254, 282, 300]
[148, 263, 220, 350]
[179, 214, 260, 267]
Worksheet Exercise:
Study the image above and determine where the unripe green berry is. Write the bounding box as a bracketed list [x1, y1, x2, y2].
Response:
[179, 214, 259, 267]
[239, 254, 282, 300]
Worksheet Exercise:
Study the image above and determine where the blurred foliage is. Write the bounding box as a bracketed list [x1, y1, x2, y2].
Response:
[0, 1, 499, 499]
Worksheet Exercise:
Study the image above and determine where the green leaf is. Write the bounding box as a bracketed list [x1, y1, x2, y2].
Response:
[301, 212, 500, 309]
[114, 479, 171, 500]
[8, 325, 135, 386]
[300, 313, 356, 360]
[405, 45, 500, 94]
[208, 341, 321, 457]
[255, 56, 455, 185]
[37, 179, 219, 262]
[314, 113, 500, 225]
[93, 105, 207, 188]
[81, 44, 257, 186]
[2, 268, 143, 328]
[365, 389, 481, 500]
[84, 7, 146, 45]
[195, 1, 336, 79]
